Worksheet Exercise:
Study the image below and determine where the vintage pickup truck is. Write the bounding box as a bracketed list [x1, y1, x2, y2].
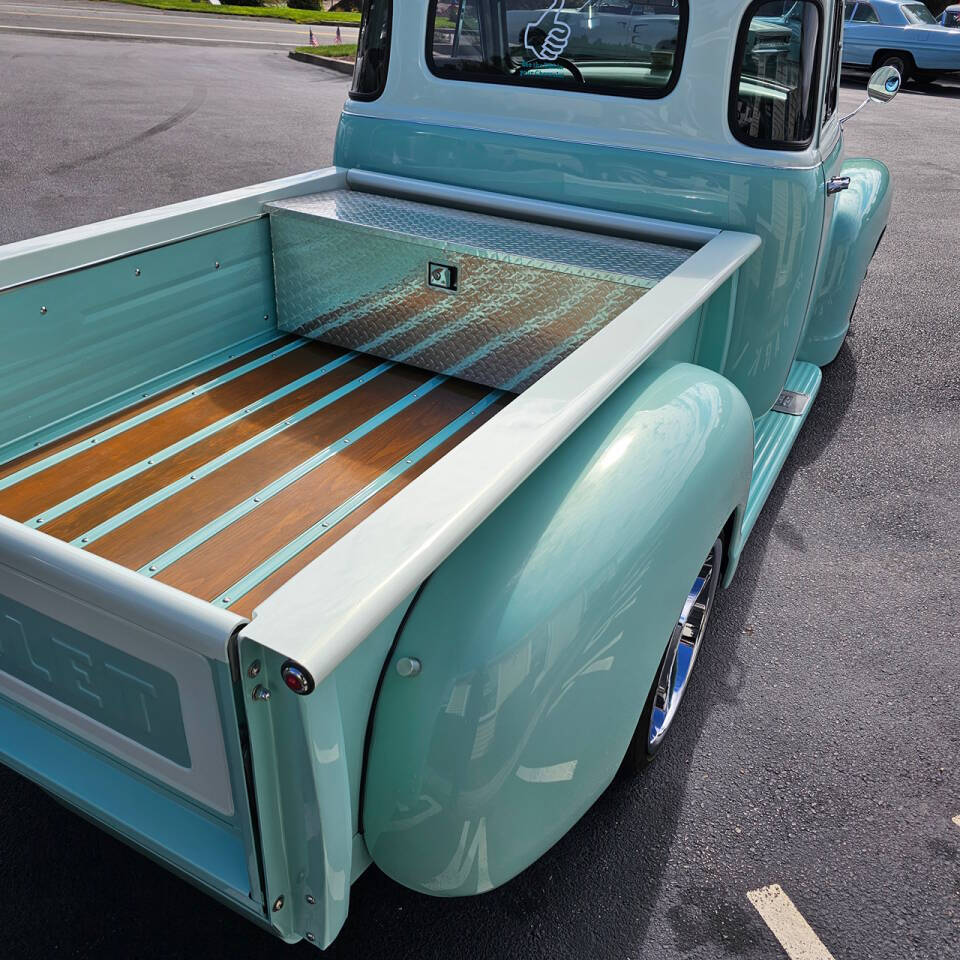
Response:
[0, 0, 900, 950]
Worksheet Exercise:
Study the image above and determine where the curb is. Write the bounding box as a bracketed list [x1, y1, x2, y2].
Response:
[288, 50, 354, 75]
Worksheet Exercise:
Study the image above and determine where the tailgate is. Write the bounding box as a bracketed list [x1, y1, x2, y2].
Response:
[0, 515, 262, 914]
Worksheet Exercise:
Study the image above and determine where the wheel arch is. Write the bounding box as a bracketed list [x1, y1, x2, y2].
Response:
[871, 48, 916, 74]
[360, 361, 753, 896]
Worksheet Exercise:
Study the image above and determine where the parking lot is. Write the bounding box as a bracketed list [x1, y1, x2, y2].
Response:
[0, 17, 958, 960]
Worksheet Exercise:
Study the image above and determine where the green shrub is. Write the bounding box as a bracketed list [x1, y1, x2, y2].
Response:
[288, 0, 323, 8]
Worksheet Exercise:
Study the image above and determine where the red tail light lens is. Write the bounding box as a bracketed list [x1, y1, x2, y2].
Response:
[280, 660, 315, 696]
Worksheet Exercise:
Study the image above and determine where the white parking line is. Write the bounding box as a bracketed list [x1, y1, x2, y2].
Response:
[0, 23, 298, 44]
[1, 8, 303, 33]
[747, 884, 836, 960]
[0, 6, 356, 36]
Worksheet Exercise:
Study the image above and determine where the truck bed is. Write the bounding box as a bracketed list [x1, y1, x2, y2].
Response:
[0, 336, 507, 618]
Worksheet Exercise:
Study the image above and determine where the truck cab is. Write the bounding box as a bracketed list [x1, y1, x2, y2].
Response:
[344, 0, 890, 412]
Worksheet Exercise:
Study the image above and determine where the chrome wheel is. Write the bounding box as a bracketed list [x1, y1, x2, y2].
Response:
[647, 539, 721, 751]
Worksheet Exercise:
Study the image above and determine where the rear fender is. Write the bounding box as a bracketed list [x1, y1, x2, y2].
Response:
[799, 158, 892, 367]
[361, 361, 753, 895]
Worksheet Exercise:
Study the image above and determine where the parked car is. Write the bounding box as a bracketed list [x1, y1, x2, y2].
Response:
[940, 3, 960, 26]
[0, 0, 899, 950]
[843, 0, 960, 79]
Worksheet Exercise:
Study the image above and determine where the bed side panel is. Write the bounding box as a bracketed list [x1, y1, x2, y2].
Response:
[0, 220, 275, 459]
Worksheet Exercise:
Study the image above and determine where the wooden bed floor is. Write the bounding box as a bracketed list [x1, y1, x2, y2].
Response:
[0, 336, 508, 618]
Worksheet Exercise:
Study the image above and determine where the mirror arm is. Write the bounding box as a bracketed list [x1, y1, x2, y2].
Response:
[840, 97, 870, 125]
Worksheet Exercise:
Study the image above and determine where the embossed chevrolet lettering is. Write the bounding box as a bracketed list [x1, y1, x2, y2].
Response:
[0, 595, 190, 767]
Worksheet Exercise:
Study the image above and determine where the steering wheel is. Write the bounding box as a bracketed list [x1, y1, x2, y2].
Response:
[553, 56, 585, 85]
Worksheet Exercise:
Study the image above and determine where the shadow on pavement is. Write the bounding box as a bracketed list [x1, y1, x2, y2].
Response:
[841, 72, 960, 100]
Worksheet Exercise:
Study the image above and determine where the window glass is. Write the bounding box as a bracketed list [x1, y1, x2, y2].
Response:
[843, 1, 855, 18]
[427, 0, 689, 99]
[824, 0, 843, 121]
[901, 2, 936, 23]
[350, 0, 392, 101]
[945, 9, 960, 26]
[851, 2, 879, 21]
[730, 0, 823, 149]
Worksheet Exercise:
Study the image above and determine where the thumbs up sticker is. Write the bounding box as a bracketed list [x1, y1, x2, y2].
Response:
[524, 0, 572, 61]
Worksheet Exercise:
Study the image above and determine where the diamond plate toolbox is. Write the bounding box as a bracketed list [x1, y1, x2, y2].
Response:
[266, 190, 692, 392]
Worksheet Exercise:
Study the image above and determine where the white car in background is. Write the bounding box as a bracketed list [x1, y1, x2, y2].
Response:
[940, 4, 960, 27]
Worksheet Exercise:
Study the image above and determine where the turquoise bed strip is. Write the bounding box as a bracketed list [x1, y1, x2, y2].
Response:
[214, 390, 503, 609]
[25, 350, 360, 531]
[0, 335, 303, 491]
[73, 362, 397, 550]
[137, 373, 448, 577]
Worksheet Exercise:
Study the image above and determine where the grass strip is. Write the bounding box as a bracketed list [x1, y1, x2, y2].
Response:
[293, 43, 357, 58]
[91, 0, 362, 25]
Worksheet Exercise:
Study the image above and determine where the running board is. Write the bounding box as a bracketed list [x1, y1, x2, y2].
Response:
[741, 361, 822, 543]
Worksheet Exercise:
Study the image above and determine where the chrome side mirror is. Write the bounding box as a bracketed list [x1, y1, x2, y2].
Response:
[867, 65, 902, 103]
[841, 66, 901, 124]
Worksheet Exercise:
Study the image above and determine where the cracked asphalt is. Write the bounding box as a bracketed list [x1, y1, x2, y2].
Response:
[0, 28, 958, 960]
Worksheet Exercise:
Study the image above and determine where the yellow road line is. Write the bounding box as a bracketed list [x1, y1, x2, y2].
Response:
[0, 7, 353, 35]
[747, 884, 836, 960]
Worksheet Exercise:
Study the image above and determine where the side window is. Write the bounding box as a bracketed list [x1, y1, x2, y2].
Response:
[852, 2, 879, 20]
[350, 0, 392, 101]
[427, 0, 690, 100]
[843, 1, 856, 17]
[729, 0, 824, 150]
[824, 0, 843, 121]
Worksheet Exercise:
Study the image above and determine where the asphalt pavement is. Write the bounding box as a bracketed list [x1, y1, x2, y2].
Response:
[0, 34, 348, 243]
[0, 27, 958, 960]
[0, 0, 357, 48]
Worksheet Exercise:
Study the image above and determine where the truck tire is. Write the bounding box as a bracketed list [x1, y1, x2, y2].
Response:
[873, 51, 913, 82]
[623, 536, 722, 773]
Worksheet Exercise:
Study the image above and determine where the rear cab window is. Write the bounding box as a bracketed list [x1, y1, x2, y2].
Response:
[427, 0, 690, 99]
[729, 0, 824, 150]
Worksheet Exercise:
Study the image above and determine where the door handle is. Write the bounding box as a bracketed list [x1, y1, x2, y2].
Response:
[826, 176, 851, 195]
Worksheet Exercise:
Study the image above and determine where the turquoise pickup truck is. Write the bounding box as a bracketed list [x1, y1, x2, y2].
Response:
[0, 0, 899, 949]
